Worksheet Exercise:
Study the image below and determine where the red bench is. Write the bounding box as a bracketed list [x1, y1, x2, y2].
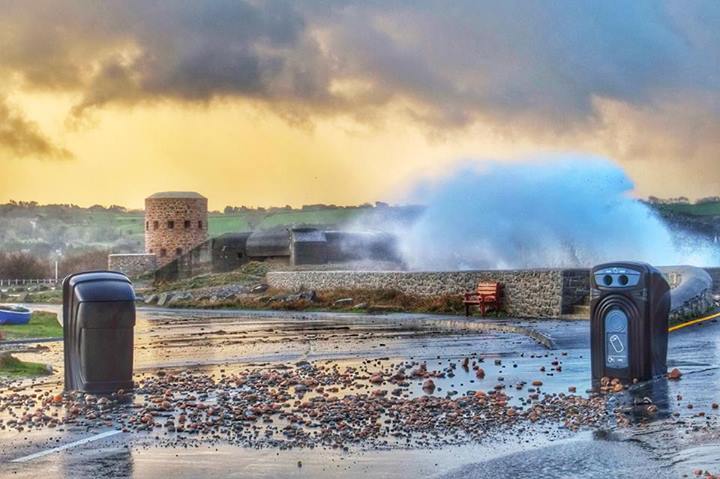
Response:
[464, 282, 503, 316]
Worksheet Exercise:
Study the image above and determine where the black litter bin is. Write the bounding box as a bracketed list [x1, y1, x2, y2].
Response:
[590, 262, 670, 383]
[63, 271, 136, 393]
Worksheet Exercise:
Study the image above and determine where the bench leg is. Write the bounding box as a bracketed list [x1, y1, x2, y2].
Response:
[465, 304, 470, 317]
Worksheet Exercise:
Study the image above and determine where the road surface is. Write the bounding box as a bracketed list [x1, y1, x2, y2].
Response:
[1, 306, 718, 478]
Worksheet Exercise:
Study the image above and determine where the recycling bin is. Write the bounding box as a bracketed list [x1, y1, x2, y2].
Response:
[590, 262, 670, 383]
[63, 271, 135, 393]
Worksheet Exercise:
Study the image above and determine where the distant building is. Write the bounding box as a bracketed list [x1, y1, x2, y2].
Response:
[154, 227, 402, 282]
[110, 191, 402, 280]
[144, 191, 208, 268]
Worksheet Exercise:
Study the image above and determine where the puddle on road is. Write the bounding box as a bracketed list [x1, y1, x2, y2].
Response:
[1, 434, 584, 479]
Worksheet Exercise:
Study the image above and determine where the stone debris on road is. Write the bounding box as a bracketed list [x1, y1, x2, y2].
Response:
[2, 354, 717, 455]
[0, 357, 622, 450]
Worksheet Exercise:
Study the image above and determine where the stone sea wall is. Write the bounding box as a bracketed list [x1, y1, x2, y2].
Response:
[560, 269, 591, 314]
[267, 266, 718, 320]
[267, 269, 590, 318]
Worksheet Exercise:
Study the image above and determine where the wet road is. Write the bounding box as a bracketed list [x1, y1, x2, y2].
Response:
[1, 306, 719, 478]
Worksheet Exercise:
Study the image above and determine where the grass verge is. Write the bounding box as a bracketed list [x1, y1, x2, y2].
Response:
[0, 311, 62, 340]
[21, 289, 63, 304]
[0, 353, 51, 377]
[154, 261, 272, 291]
[168, 287, 484, 316]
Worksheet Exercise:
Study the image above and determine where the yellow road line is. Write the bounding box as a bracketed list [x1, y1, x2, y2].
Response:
[669, 311, 720, 333]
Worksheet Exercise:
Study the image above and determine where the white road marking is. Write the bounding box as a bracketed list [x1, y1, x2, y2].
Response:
[11, 430, 122, 463]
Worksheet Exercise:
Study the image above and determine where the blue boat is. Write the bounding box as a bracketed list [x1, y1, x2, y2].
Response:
[0, 305, 31, 325]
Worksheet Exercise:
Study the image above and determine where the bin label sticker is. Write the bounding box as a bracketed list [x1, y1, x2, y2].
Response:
[605, 309, 629, 368]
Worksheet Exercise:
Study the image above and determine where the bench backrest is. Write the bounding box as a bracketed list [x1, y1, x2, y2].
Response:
[476, 282, 502, 295]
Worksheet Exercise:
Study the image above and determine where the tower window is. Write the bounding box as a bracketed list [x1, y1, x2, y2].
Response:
[153, 221, 159, 230]
[167, 220, 175, 229]
[145, 221, 149, 231]
[184, 220, 191, 229]
[198, 220, 203, 229]
[159, 248, 167, 257]
[176, 248, 183, 256]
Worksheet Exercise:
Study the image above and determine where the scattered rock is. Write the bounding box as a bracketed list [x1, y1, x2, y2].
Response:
[251, 284, 269, 293]
[157, 292, 174, 307]
[295, 360, 312, 369]
[298, 290, 317, 302]
[168, 292, 192, 306]
[333, 298, 354, 306]
[369, 373, 383, 384]
[0, 356, 628, 450]
[422, 379, 436, 392]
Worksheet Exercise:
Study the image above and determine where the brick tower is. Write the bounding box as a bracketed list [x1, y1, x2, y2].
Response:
[144, 192, 208, 268]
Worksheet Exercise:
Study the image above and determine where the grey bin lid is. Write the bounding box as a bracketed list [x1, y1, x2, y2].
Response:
[65, 271, 135, 302]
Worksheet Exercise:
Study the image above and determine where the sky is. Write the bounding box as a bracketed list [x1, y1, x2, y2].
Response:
[1, 0, 719, 210]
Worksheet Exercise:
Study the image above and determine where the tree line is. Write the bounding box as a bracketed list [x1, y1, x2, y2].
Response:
[0, 250, 108, 280]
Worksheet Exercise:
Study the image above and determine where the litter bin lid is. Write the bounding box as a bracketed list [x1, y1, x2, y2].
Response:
[65, 271, 135, 302]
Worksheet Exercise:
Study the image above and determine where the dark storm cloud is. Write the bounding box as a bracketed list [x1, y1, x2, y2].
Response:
[2, 0, 718, 124]
[0, 98, 72, 160]
[307, 0, 720, 131]
[0, 0, 719, 169]
[0, 0, 332, 114]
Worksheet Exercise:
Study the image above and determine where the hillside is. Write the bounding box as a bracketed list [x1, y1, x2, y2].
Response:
[1, 198, 717, 269]
[0, 202, 422, 260]
[652, 200, 720, 217]
[649, 201, 720, 239]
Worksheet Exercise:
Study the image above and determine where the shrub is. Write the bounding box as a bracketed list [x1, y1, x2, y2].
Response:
[0, 252, 51, 279]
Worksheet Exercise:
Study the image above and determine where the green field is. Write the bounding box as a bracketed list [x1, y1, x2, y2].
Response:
[208, 213, 264, 236]
[657, 201, 720, 216]
[0, 311, 62, 339]
[71, 210, 145, 236]
[96, 208, 367, 237]
[0, 353, 51, 377]
[208, 209, 367, 235]
[256, 209, 365, 229]
[112, 213, 145, 235]
[0, 204, 379, 256]
[69, 210, 364, 239]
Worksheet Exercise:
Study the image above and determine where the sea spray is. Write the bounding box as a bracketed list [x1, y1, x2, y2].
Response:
[380, 155, 718, 270]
